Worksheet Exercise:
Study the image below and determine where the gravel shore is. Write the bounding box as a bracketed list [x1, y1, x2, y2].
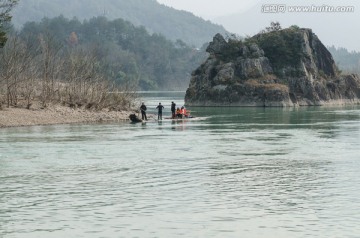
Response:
[0, 104, 134, 128]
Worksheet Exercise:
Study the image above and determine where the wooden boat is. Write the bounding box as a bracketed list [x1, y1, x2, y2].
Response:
[164, 115, 195, 120]
[129, 113, 195, 123]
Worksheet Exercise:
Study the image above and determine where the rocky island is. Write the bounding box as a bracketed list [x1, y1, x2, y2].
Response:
[185, 26, 360, 107]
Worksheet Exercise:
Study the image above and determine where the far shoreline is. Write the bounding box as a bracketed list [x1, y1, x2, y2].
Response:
[2, 101, 359, 129]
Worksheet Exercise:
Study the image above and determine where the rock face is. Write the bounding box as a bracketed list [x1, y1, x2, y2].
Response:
[185, 28, 360, 106]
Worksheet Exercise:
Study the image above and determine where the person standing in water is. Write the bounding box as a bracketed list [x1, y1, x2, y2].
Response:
[140, 102, 147, 121]
[156, 102, 165, 120]
[171, 101, 176, 119]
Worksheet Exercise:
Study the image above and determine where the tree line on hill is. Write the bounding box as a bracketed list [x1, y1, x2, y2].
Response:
[328, 46, 360, 74]
[0, 0, 17, 47]
[18, 15, 207, 90]
[12, 0, 227, 47]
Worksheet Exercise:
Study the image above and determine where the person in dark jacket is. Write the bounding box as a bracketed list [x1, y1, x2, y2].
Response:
[156, 102, 165, 120]
[171, 101, 176, 119]
[140, 102, 147, 121]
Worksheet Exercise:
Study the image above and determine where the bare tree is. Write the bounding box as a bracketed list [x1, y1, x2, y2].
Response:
[38, 33, 63, 107]
[1, 31, 135, 111]
[0, 35, 34, 108]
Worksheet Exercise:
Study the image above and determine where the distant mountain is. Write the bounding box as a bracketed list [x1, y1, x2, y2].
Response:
[12, 0, 227, 47]
[214, 0, 360, 51]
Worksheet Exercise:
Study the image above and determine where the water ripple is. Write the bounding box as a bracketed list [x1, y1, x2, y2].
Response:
[1, 105, 360, 237]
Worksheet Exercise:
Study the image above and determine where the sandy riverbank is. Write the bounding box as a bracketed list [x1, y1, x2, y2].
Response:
[0, 104, 136, 128]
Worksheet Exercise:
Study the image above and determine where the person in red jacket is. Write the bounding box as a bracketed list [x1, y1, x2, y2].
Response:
[180, 106, 186, 117]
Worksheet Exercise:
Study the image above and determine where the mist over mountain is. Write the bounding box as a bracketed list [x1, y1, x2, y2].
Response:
[214, 0, 360, 51]
[12, 0, 227, 47]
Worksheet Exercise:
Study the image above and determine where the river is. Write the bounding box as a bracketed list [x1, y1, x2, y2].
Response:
[1, 92, 360, 238]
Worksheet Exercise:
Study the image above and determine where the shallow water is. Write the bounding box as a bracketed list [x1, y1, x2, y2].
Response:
[1, 92, 360, 238]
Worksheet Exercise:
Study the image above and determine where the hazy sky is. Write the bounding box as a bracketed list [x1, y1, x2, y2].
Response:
[156, 0, 261, 18]
[156, 0, 360, 51]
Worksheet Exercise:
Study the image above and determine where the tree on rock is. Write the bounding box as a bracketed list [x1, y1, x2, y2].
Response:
[260, 21, 282, 34]
[265, 21, 282, 33]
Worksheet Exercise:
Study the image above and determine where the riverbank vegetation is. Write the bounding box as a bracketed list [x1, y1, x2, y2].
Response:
[0, 15, 207, 111]
[0, 33, 136, 111]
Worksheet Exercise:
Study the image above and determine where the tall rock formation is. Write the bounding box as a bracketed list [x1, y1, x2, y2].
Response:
[185, 27, 360, 106]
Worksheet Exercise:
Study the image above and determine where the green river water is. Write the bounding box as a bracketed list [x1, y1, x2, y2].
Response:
[1, 92, 360, 238]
